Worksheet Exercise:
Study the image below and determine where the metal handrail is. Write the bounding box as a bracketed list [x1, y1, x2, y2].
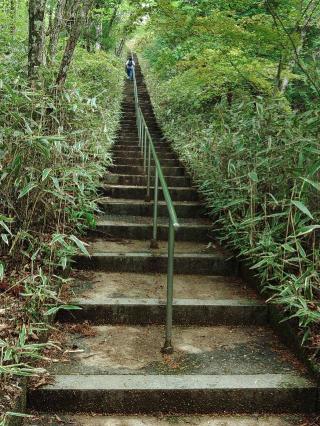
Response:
[132, 58, 179, 354]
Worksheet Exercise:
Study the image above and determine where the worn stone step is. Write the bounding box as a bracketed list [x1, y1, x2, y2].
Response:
[75, 239, 236, 275]
[23, 413, 319, 425]
[122, 122, 160, 130]
[117, 136, 164, 144]
[60, 297, 267, 326]
[113, 157, 180, 167]
[99, 198, 205, 218]
[101, 185, 198, 202]
[113, 144, 172, 153]
[110, 165, 185, 176]
[119, 116, 137, 121]
[113, 150, 177, 160]
[113, 148, 173, 156]
[94, 215, 210, 241]
[28, 325, 317, 413]
[119, 122, 162, 128]
[119, 126, 161, 133]
[120, 108, 135, 113]
[27, 374, 318, 414]
[58, 271, 267, 325]
[116, 133, 165, 139]
[104, 174, 191, 187]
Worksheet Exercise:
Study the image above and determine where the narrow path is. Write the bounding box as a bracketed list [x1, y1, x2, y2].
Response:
[25, 57, 317, 424]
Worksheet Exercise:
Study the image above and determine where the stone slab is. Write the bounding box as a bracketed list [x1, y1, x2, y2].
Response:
[76, 252, 236, 275]
[99, 198, 205, 218]
[24, 413, 318, 426]
[94, 215, 211, 242]
[28, 373, 317, 413]
[59, 297, 267, 325]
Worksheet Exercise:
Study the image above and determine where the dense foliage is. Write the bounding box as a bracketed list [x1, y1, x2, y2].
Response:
[136, 0, 320, 346]
[0, 1, 124, 421]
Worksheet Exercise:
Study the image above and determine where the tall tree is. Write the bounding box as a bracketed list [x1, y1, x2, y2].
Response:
[56, 0, 94, 88]
[48, 0, 67, 63]
[10, 0, 16, 33]
[28, 0, 47, 80]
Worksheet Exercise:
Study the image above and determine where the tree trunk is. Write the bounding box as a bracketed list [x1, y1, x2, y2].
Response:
[48, 0, 67, 63]
[10, 0, 16, 34]
[281, 29, 306, 93]
[105, 6, 119, 39]
[28, 0, 47, 80]
[95, 20, 102, 50]
[275, 55, 283, 91]
[56, 0, 94, 89]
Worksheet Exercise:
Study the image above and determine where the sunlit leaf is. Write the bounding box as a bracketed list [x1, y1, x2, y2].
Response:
[291, 200, 314, 220]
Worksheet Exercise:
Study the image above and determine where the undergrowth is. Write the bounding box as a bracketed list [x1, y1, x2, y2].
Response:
[0, 43, 123, 422]
[139, 56, 320, 354]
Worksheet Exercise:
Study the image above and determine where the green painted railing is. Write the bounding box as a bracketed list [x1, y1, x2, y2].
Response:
[132, 61, 179, 354]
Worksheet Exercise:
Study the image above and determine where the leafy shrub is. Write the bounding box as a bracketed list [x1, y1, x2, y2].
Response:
[139, 56, 320, 346]
[0, 44, 123, 385]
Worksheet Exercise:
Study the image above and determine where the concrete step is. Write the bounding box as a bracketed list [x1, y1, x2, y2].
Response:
[28, 325, 317, 413]
[121, 122, 160, 130]
[94, 215, 210, 242]
[101, 185, 199, 202]
[23, 413, 320, 425]
[75, 239, 236, 275]
[27, 374, 318, 414]
[99, 198, 205, 218]
[104, 174, 191, 188]
[60, 298, 267, 326]
[116, 133, 168, 141]
[113, 157, 180, 167]
[119, 117, 137, 122]
[113, 150, 177, 160]
[117, 130, 165, 138]
[113, 144, 172, 153]
[110, 165, 185, 176]
[58, 271, 267, 325]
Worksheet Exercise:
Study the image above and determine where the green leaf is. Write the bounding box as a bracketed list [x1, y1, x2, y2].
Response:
[282, 243, 295, 253]
[18, 182, 37, 199]
[291, 200, 314, 220]
[248, 171, 258, 182]
[6, 412, 33, 419]
[1, 234, 9, 245]
[69, 235, 90, 257]
[296, 225, 320, 237]
[50, 233, 65, 245]
[301, 177, 320, 192]
[0, 221, 12, 235]
[42, 168, 52, 182]
[51, 176, 60, 190]
[45, 304, 82, 316]
[0, 263, 4, 281]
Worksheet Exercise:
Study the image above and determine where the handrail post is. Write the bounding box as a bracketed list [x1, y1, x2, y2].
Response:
[161, 217, 175, 354]
[145, 134, 151, 202]
[141, 121, 144, 149]
[136, 114, 138, 142]
[143, 125, 147, 166]
[150, 168, 159, 249]
[132, 53, 179, 354]
[139, 113, 142, 146]
[141, 122, 144, 156]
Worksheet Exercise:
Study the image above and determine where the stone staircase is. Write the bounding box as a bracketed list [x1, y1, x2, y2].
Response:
[25, 57, 318, 424]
